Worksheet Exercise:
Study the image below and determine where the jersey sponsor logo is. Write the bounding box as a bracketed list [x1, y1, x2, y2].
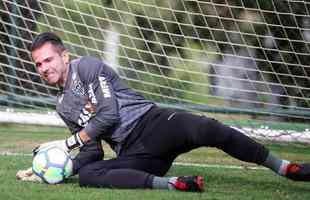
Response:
[88, 83, 98, 105]
[77, 101, 96, 127]
[78, 107, 92, 127]
[98, 76, 111, 98]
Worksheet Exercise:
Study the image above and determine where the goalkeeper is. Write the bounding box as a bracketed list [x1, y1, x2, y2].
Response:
[17, 32, 310, 192]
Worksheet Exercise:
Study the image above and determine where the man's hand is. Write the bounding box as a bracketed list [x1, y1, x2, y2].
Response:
[33, 133, 84, 156]
[16, 167, 43, 183]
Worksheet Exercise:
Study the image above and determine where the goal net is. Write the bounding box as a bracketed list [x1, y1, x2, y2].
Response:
[0, 0, 309, 142]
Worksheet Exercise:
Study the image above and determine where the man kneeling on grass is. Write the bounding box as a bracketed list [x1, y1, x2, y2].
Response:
[17, 32, 310, 192]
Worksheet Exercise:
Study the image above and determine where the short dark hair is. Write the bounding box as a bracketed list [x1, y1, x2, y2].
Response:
[30, 32, 66, 53]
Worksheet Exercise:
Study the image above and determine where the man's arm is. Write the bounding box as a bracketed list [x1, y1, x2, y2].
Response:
[76, 56, 120, 141]
[78, 129, 91, 143]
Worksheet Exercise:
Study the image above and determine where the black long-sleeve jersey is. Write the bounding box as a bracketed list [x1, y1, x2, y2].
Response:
[56, 56, 154, 154]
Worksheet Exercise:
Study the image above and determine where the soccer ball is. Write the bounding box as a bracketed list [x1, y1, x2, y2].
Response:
[32, 146, 73, 184]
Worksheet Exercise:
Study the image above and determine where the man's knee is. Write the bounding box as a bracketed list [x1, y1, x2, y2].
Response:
[73, 142, 104, 174]
[78, 164, 107, 187]
[78, 165, 91, 187]
[191, 116, 232, 147]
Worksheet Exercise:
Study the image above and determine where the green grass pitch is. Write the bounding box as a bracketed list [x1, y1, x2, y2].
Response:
[1, 123, 310, 199]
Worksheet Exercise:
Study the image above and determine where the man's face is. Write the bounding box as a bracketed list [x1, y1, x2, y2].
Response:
[32, 42, 69, 86]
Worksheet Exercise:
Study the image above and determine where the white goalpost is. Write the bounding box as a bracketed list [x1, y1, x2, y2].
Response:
[0, 0, 309, 142]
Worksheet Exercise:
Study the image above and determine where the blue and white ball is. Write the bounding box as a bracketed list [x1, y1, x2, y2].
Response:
[32, 146, 73, 184]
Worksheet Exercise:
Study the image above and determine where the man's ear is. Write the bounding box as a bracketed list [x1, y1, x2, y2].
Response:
[62, 50, 70, 65]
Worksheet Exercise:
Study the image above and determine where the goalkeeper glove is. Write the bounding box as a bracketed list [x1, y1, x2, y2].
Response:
[33, 133, 84, 156]
[16, 167, 43, 183]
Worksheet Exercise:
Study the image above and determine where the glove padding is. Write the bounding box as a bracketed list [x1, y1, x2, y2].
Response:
[16, 167, 43, 183]
[33, 133, 84, 156]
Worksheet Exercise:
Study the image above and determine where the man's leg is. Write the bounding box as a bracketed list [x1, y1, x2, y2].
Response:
[73, 140, 104, 174]
[141, 108, 268, 164]
[140, 107, 303, 180]
[79, 163, 153, 189]
[78, 156, 203, 191]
